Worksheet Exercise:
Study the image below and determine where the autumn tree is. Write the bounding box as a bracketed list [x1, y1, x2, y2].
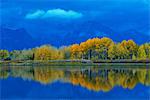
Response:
[117, 43, 129, 59]
[70, 44, 81, 59]
[1, 37, 149, 61]
[34, 45, 62, 60]
[79, 38, 96, 60]
[80, 42, 89, 59]
[120, 40, 137, 59]
[108, 43, 118, 60]
[78, 37, 113, 60]
[88, 38, 102, 60]
[126, 40, 138, 58]
[98, 37, 113, 60]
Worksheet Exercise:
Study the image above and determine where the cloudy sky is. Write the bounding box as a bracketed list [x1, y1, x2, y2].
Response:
[1, 0, 150, 38]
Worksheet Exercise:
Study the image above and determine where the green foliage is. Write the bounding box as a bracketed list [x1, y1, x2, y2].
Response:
[132, 54, 136, 60]
[108, 44, 118, 60]
[144, 43, 150, 59]
[10, 49, 34, 60]
[59, 46, 71, 59]
[10, 50, 21, 60]
[137, 45, 147, 60]
[0, 50, 9, 60]
[19, 49, 34, 60]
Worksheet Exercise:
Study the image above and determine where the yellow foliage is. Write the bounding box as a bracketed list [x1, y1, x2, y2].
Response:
[34, 45, 63, 60]
[70, 44, 81, 59]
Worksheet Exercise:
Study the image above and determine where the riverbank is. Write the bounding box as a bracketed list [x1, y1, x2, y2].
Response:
[0, 59, 150, 66]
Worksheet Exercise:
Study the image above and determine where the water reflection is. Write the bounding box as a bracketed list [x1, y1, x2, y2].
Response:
[0, 66, 150, 92]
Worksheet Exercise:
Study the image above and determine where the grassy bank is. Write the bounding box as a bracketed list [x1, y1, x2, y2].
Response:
[0, 59, 150, 67]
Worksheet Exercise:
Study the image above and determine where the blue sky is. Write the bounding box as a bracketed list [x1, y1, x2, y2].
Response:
[1, 0, 150, 39]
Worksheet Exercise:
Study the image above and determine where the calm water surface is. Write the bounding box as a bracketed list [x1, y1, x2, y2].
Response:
[0, 66, 150, 99]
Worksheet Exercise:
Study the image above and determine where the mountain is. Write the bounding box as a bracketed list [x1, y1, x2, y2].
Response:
[34, 21, 117, 47]
[0, 27, 37, 50]
[35, 21, 150, 46]
[118, 29, 150, 44]
[1, 21, 149, 50]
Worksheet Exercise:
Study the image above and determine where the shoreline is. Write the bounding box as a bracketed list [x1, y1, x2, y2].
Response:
[0, 60, 150, 66]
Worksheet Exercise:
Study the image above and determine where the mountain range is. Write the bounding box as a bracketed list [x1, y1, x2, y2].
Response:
[0, 22, 149, 50]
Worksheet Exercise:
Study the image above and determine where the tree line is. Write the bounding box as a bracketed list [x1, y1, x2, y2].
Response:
[0, 37, 150, 61]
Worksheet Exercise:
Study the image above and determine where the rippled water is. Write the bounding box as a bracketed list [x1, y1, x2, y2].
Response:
[0, 66, 150, 99]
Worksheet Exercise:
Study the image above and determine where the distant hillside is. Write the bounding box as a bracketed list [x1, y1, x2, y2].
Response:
[0, 24, 149, 50]
[0, 27, 37, 50]
[35, 21, 150, 46]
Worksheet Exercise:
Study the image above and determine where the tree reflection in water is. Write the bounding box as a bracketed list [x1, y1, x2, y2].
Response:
[0, 66, 150, 92]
